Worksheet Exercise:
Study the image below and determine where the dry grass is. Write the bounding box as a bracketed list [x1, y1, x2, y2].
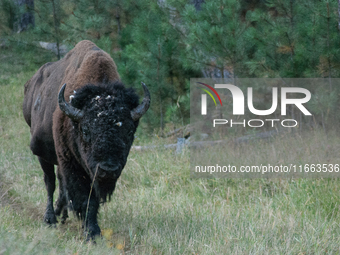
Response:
[1, 47, 340, 254]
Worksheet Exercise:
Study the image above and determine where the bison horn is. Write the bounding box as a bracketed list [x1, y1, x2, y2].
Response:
[131, 82, 151, 121]
[58, 83, 84, 121]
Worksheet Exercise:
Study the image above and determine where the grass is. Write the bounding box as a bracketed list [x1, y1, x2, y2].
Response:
[191, 129, 340, 178]
[1, 43, 340, 254]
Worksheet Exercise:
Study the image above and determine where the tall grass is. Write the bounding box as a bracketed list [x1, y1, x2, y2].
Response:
[1, 45, 340, 254]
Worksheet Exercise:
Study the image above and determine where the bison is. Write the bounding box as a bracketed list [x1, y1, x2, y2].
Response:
[22, 40, 150, 239]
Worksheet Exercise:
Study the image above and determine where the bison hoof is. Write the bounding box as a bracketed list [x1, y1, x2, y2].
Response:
[60, 209, 68, 224]
[84, 225, 101, 241]
[55, 206, 68, 224]
[44, 211, 58, 225]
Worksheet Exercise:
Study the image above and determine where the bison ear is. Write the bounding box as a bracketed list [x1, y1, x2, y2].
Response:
[130, 82, 151, 121]
[58, 83, 84, 122]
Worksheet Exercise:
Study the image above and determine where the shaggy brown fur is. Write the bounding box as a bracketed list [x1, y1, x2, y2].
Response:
[23, 40, 149, 240]
[23, 40, 120, 164]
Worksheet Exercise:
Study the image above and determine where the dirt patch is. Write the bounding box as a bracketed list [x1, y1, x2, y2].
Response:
[0, 175, 42, 221]
[0, 174, 85, 237]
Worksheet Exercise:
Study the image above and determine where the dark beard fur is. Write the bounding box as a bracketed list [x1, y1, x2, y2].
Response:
[93, 178, 118, 203]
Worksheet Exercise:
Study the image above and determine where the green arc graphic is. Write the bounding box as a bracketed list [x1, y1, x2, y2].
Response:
[200, 88, 217, 106]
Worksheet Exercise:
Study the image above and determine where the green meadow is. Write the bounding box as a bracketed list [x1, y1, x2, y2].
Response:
[1, 45, 340, 255]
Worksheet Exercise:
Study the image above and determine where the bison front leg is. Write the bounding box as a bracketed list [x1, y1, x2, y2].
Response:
[62, 163, 101, 240]
[81, 196, 101, 240]
[73, 190, 101, 240]
[38, 157, 57, 225]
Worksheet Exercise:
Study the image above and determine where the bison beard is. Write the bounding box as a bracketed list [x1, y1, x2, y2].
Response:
[22, 40, 150, 240]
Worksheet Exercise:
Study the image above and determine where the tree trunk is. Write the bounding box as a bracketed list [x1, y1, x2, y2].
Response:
[14, 0, 35, 32]
[157, 42, 164, 135]
[338, 0, 340, 31]
[115, 4, 121, 34]
[192, 0, 205, 11]
[51, 0, 60, 60]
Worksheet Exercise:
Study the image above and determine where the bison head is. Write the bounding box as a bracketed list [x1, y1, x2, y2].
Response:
[58, 81, 150, 200]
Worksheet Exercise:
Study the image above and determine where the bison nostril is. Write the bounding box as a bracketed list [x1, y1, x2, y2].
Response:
[98, 163, 121, 172]
[98, 171, 106, 178]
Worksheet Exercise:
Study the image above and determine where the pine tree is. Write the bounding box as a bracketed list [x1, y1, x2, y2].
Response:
[177, 0, 253, 78]
[118, 0, 198, 133]
[245, 0, 340, 78]
[0, 0, 16, 35]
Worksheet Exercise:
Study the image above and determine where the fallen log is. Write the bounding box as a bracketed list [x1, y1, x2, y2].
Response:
[39, 42, 69, 56]
[132, 143, 177, 152]
[131, 130, 279, 152]
[160, 124, 192, 138]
